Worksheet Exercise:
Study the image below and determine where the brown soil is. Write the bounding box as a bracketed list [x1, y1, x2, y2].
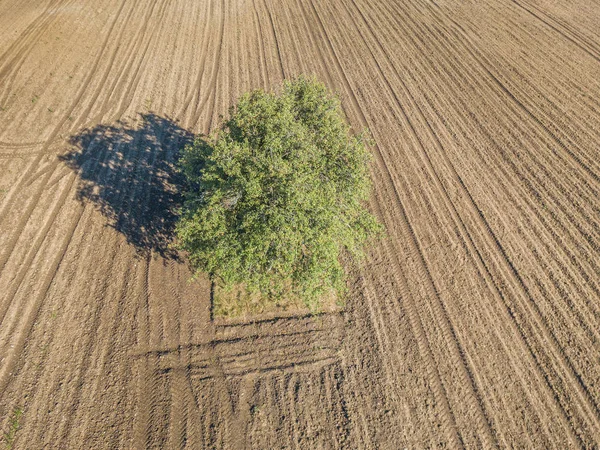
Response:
[1, 0, 600, 447]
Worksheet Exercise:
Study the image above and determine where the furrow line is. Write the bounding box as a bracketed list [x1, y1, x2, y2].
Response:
[261, 0, 286, 79]
[0, 0, 74, 100]
[0, 171, 75, 327]
[362, 0, 600, 440]
[132, 254, 152, 450]
[0, 159, 58, 275]
[425, 0, 600, 194]
[178, 0, 216, 119]
[51, 239, 129, 445]
[296, 0, 469, 444]
[0, 198, 84, 396]
[71, 0, 153, 131]
[395, 0, 600, 252]
[165, 260, 189, 450]
[50, 113, 167, 444]
[0, 140, 44, 148]
[411, 0, 600, 434]
[0, 0, 129, 232]
[109, 0, 174, 123]
[1, 116, 136, 444]
[394, 5, 600, 310]
[251, 0, 270, 89]
[339, 0, 503, 444]
[75, 260, 133, 446]
[83, 0, 159, 126]
[191, 0, 227, 129]
[284, 373, 301, 449]
[0, 0, 63, 68]
[510, 0, 600, 61]
[414, 75, 600, 348]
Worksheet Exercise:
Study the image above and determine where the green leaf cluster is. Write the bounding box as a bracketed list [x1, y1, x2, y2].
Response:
[176, 76, 381, 309]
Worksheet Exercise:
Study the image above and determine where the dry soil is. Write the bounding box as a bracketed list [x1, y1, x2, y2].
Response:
[1, 0, 600, 448]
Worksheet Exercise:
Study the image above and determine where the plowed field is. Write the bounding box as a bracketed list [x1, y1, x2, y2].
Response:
[1, 0, 600, 447]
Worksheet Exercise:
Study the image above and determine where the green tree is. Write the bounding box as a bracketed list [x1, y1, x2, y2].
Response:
[176, 76, 381, 310]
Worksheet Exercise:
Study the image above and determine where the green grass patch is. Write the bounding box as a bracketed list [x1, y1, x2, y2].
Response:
[3, 407, 23, 449]
[212, 280, 341, 320]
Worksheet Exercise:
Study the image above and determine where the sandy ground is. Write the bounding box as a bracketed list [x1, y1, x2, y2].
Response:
[1, 0, 600, 448]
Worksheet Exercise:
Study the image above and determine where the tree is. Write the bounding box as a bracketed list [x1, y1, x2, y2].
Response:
[176, 76, 382, 310]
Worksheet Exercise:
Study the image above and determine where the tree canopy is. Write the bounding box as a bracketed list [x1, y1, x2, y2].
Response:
[176, 76, 381, 309]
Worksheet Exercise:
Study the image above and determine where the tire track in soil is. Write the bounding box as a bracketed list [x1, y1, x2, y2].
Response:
[2, 0, 600, 447]
[165, 260, 188, 450]
[288, 0, 457, 443]
[0, 196, 84, 396]
[250, 0, 270, 89]
[0, 110, 138, 331]
[402, 17, 600, 394]
[298, 0, 491, 445]
[0, 7, 148, 376]
[509, 0, 600, 62]
[132, 118, 184, 448]
[351, 0, 584, 442]
[0, 0, 129, 241]
[191, 0, 227, 130]
[376, 0, 600, 428]
[87, 0, 174, 127]
[408, 32, 600, 421]
[0, 0, 76, 104]
[314, 0, 592, 442]
[358, 0, 600, 442]
[145, 126, 189, 449]
[132, 253, 152, 450]
[0, 125, 130, 444]
[261, 0, 286, 79]
[426, 0, 600, 200]
[129, 96, 200, 448]
[147, 308, 345, 446]
[449, 40, 600, 233]
[396, 0, 600, 310]
[334, 4, 505, 444]
[72, 0, 166, 131]
[177, 0, 215, 120]
[402, 0, 600, 439]
[48, 115, 169, 444]
[1, 0, 219, 446]
[0, 141, 44, 148]
[2, 100, 174, 444]
[70, 262, 133, 446]
[0, 111, 144, 403]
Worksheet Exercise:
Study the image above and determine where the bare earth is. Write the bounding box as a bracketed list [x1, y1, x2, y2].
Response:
[1, 0, 600, 448]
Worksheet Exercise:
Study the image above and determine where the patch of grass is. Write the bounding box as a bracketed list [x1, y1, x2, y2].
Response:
[213, 281, 340, 319]
[3, 407, 23, 449]
[31, 95, 38, 104]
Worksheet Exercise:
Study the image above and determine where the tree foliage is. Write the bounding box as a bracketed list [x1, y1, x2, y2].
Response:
[176, 76, 381, 309]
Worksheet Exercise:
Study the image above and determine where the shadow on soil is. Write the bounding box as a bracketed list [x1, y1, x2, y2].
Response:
[60, 113, 193, 259]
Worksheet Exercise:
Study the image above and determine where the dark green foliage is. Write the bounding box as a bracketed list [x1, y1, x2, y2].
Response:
[176, 76, 381, 309]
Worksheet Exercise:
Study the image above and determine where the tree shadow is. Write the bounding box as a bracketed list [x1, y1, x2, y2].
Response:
[60, 113, 193, 259]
